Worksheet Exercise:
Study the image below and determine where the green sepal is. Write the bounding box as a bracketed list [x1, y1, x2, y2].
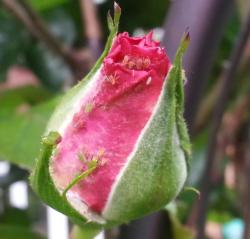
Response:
[107, 2, 121, 32]
[102, 33, 191, 222]
[30, 2, 121, 227]
[30, 132, 81, 219]
[114, 2, 121, 27]
[184, 186, 200, 198]
[107, 11, 113, 32]
[173, 32, 192, 167]
[30, 131, 103, 234]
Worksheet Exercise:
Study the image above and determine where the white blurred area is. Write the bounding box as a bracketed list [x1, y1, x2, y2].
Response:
[47, 207, 104, 239]
[93, 0, 107, 4]
[9, 180, 29, 209]
[0, 161, 10, 177]
[133, 27, 165, 41]
[47, 207, 69, 239]
[95, 231, 105, 239]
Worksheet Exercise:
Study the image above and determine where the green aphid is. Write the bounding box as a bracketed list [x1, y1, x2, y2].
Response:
[84, 102, 94, 113]
[77, 151, 87, 163]
[62, 149, 105, 198]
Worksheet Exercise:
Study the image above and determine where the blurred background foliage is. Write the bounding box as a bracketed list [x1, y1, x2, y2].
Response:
[0, 0, 249, 238]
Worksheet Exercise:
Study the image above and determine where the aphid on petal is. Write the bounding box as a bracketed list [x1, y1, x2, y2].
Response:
[143, 57, 151, 68]
[146, 76, 152, 85]
[105, 72, 119, 85]
[122, 55, 130, 65]
[83, 102, 94, 113]
[136, 58, 143, 70]
[127, 60, 136, 69]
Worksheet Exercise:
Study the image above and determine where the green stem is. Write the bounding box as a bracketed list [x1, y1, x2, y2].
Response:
[71, 225, 101, 239]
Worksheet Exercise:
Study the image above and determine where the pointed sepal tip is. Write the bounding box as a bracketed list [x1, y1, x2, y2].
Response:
[107, 10, 113, 31]
[182, 30, 190, 53]
[114, 2, 121, 27]
[106, 2, 121, 32]
[42, 131, 61, 146]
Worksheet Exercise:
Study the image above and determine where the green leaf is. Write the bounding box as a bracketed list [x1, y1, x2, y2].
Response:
[0, 97, 59, 170]
[0, 86, 53, 116]
[29, 0, 67, 11]
[0, 208, 31, 227]
[0, 225, 45, 239]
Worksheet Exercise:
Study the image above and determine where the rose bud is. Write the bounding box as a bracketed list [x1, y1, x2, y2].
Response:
[31, 2, 190, 228]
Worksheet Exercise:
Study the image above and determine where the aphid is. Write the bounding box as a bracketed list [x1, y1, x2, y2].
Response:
[143, 57, 151, 68]
[77, 151, 87, 163]
[123, 55, 151, 70]
[84, 102, 94, 113]
[72, 113, 86, 130]
[105, 72, 119, 85]
[146, 76, 152, 85]
[136, 58, 143, 70]
[90, 148, 106, 167]
[122, 55, 130, 65]
[62, 148, 106, 198]
[97, 148, 105, 158]
[127, 61, 136, 69]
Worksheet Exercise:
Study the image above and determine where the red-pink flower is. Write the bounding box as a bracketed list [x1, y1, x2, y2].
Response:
[31, 3, 189, 226]
[52, 31, 171, 214]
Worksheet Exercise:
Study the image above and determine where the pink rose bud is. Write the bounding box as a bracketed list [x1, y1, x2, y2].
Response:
[31, 2, 190, 227]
